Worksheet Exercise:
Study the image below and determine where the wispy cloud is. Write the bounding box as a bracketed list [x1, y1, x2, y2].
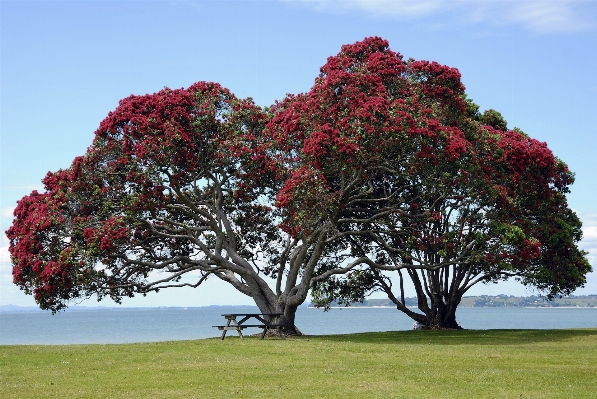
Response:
[584, 225, 597, 240]
[0, 240, 13, 299]
[288, 0, 596, 34]
[580, 212, 597, 249]
[0, 246, 10, 264]
[507, 1, 595, 33]
[576, 212, 597, 293]
[1, 207, 15, 219]
[302, 0, 448, 17]
[0, 233, 10, 264]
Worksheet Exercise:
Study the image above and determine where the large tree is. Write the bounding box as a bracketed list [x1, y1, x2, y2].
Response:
[6, 82, 359, 333]
[311, 121, 590, 329]
[268, 37, 591, 329]
[7, 37, 590, 333]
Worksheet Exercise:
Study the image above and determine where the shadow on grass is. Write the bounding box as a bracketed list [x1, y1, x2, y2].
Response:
[303, 328, 597, 346]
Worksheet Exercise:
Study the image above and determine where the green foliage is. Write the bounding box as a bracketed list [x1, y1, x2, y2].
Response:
[312, 269, 378, 309]
[480, 109, 508, 130]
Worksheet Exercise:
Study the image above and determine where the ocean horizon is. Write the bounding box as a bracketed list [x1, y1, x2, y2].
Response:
[1, 306, 596, 345]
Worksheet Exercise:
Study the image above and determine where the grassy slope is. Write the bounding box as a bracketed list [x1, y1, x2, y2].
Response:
[1, 329, 596, 399]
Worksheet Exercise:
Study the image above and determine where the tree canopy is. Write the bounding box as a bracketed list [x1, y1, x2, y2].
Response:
[302, 38, 591, 329]
[7, 37, 590, 331]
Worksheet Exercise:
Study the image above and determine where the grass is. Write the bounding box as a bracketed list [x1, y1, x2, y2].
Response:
[1, 329, 596, 398]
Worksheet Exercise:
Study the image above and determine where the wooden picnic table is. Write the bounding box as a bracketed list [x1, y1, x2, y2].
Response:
[213, 313, 285, 340]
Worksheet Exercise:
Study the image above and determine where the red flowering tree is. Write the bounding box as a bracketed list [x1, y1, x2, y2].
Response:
[268, 37, 590, 329]
[6, 82, 353, 333]
[312, 122, 589, 329]
[6, 37, 590, 332]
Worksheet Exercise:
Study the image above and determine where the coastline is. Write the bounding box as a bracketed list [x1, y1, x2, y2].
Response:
[308, 306, 597, 309]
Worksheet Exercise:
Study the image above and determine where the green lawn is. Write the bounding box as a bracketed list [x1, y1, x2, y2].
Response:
[1, 329, 596, 398]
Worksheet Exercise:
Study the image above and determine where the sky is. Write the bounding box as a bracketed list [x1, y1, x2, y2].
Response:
[1, 0, 596, 308]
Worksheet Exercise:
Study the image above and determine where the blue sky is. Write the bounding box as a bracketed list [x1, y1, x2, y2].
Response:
[1, 0, 596, 308]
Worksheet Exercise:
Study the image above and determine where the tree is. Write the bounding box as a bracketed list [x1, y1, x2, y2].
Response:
[7, 37, 591, 333]
[313, 122, 590, 329]
[5, 82, 354, 333]
[268, 37, 591, 329]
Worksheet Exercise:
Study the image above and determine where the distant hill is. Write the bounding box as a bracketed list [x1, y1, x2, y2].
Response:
[309, 294, 597, 308]
[3, 295, 596, 312]
[0, 304, 43, 312]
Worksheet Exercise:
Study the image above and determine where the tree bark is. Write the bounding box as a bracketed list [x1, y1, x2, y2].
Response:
[378, 266, 465, 329]
[424, 295, 462, 330]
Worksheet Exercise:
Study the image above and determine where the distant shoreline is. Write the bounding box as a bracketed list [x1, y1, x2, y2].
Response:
[314, 294, 597, 309]
[2, 305, 596, 313]
[2, 294, 596, 313]
[309, 306, 597, 309]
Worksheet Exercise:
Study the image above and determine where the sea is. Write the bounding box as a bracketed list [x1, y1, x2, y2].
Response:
[1, 306, 596, 345]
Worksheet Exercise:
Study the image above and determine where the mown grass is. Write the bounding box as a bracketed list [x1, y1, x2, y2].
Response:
[1, 329, 596, 398]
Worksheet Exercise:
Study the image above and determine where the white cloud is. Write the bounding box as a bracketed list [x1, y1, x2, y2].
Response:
[0, 246, 10, 264]
[288, 0, 596, 34]
[314, 0, 447, 17]
[580, 213, 597, 240]
[287, 0, 451, 19]
[584, 225, 597, 240]
[0, 245, 25, 306]
[508, 1, 595, 33]
[1, 228, 15, 294]
[1, 207, 15, 219]
[575, 212, 597, 294]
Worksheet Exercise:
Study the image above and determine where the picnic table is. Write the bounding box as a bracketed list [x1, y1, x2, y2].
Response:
[213, 313, 285, 340]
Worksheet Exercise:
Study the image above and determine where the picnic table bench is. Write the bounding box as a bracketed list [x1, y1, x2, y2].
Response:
[213, 313, 286, 340]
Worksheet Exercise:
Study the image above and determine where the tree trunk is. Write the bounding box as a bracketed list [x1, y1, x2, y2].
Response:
[237, 229, 329, 337]
[423, 297, 462, 330]
[388, 286, 462, 329]
[277, 304, 303, 336]
[415, 271, 463, 330]
[379, 268, 464, 330]
[248, 288, 303, 336]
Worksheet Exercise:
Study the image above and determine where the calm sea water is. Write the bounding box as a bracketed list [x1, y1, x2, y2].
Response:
[1, 306, 596, 345]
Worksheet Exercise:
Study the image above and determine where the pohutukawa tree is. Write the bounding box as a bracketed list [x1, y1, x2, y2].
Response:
[311, 118, 590, 329]
[268, 37, 590, 329]
[6, 82, 353, 334]
[7, 37, 590, 332]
